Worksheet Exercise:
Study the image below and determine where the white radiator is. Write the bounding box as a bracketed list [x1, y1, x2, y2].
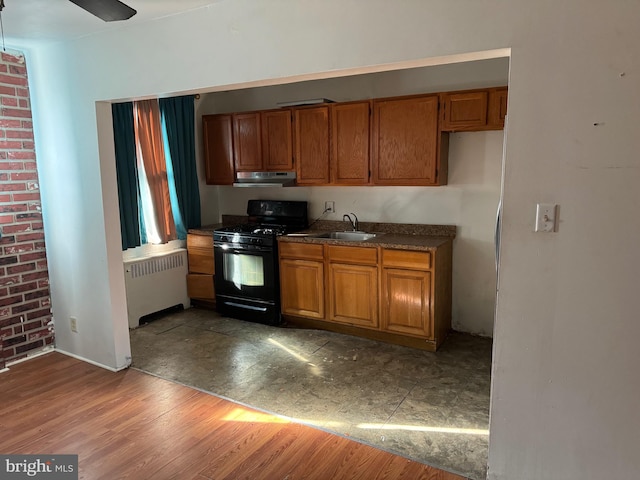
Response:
[124, 248, 190, 328]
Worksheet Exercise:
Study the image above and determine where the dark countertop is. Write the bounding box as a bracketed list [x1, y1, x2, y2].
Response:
[278, 231, 451, 251]
[279, 221, 455, 251]
[189, 219, 455, 251]
[187, 223, 223, 236]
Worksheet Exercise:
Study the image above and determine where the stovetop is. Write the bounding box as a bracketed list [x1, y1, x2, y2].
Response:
[215, 223, 290, 236]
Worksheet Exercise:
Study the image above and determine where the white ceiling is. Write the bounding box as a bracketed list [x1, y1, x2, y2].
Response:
[2, 0, 220, 48]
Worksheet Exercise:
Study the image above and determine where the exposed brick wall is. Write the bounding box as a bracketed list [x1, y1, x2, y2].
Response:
[0, 51, 53, 368]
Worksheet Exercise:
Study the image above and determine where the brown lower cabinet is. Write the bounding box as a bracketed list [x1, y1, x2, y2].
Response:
[186, 233, 215, 305]
[279, 239, 452, 351]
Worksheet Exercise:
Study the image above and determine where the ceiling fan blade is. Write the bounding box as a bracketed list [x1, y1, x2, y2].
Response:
[69, 0, 137, 22]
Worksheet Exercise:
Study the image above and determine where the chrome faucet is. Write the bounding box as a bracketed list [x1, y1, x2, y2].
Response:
[343, 213, 359, 232]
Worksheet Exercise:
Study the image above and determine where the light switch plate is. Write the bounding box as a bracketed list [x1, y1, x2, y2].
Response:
[535, 203, 558, 232]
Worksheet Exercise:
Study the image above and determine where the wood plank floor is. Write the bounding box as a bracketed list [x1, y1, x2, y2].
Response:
[0, 352, 467, 480]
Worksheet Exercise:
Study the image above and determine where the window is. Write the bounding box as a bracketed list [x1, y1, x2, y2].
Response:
[113, 96, 200, 250]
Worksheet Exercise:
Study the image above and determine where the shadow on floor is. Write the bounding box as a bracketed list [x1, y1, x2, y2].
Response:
[129, 306, 492, 480]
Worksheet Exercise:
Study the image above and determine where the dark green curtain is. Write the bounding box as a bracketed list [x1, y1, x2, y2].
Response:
[159, 96, 201, 229]
[112, 102, 141, 250]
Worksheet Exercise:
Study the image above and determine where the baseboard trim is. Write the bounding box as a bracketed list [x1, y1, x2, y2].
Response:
[54, 348, 130, 372]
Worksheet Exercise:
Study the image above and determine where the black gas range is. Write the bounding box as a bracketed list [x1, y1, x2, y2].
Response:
[213, 200, 308, 326]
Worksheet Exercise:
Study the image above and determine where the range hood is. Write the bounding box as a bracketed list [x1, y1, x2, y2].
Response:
[233, 171, 296, 188]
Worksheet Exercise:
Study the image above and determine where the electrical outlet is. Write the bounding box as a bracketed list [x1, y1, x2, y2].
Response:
[325, 201, 335, 214]
[70, 316, 78, 333]
[535, 203, 558, 232]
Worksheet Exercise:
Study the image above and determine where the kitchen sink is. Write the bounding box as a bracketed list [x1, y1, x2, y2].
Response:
[314, 231, 378, 241]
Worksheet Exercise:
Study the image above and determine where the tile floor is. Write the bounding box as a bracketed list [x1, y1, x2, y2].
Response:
[129, 307, 492, 480]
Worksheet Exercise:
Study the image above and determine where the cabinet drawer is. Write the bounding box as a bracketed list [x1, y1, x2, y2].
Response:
[188, 252, 214, 274]
[279, 242, 324, 260]
[382, 249, 431, 269]
[187, 274, 215, 300]
[327, 245, 377, 265]
[187, 233, 213, 249]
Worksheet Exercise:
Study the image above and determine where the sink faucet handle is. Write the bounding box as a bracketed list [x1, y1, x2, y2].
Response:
[349, 213, 359, 231]
[342, 213, 356, 231]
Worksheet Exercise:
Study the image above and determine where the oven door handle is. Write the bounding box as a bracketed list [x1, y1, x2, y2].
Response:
[215, 245, 272, 254]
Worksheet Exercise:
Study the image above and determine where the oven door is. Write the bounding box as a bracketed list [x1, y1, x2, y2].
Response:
[214, 242, 277, 303]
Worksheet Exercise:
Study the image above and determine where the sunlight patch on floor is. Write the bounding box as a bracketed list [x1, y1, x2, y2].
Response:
[357, 423, 489, 436]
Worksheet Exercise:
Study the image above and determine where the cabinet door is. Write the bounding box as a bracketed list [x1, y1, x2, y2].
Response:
[331, 101, 370, 185]
[187, 234, 214, 274]
[261, 109, 293, 171]
[440, 91, 488, 130]
[233, 112, 263, 172]
[187, 274, 215, 301]
[372, 95, 439, 185]
[279, 258, 325, 319]
[487, 87, 508, 129]
[294, 106, 330, 185]
[381, 268, 432, 338]
[202, 114, 234, 185]
[328, 262, 378, 328]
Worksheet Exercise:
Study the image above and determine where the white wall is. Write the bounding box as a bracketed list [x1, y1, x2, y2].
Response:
[20, 1, 640, 479]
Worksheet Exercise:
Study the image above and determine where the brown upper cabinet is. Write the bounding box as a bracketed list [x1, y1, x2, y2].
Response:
[294, 105, 331, 185]
[202, 114, 234, 185]
[233, 109, 294, 172]
[261, 109, 294, 170]
[331, 101, 371, 185]
[202, 85, 506, 186]
[372, 94, 446, 186]
[488, 87, 508, 129]
[440, 86, 508, 131]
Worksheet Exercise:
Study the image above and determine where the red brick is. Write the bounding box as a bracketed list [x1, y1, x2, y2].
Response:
[25, 289, 49, 301]
[0, 73, 28, 87]
[0, 204, 28, 213]
[22, 142, 35, 150]
[0, 183, 26, 192]
[5, 130, 33, 139]
[19, 99, 29, 108]
[0, 194, 10, 202]
[7, 151, 35, 160]
[20, 251, 46, 263]
[0, 119, 21, 128]
[0, 255, 17, 265]
[1, 52, 24, 64]
[0, 295, 22, 307]
[12, 301, 41, 314]
[1, 97, 18, 107]
[6, 263, 35, 275]
[0, 234, 15, 245]
[21, 271, 48, 282]
[25, 161, 37, 170]
[0, 161, 25, 170]
[26, 308, 51, 320]
[4, 242, 33, 253]
[12, 194, 40, 202]
[1, 107, 31, 118]
[0, 287, 6, 297]
[16, 233, 44, 243]
[0, 275, 19, 287]
[16, 212, 41, 221]
[9, 281, 38, 294]
[0, 140, 24, 149]
[0, 214, 14, 224]
[0, 172, 7, 181]
[9, 65, 27, 75]
[0, 85, 15, 95]
[17, 89, 29, 99]
[2, 224, 31, 234]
